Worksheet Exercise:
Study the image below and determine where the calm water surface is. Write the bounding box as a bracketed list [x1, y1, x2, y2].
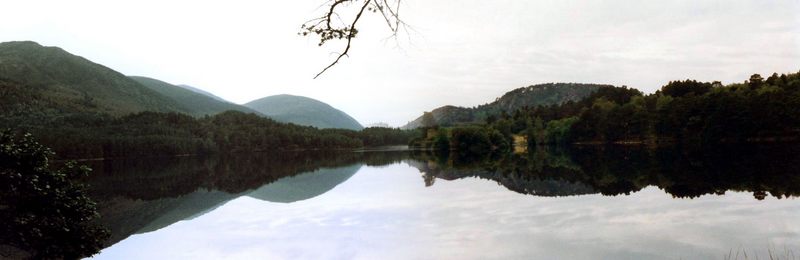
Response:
[83, 147, 800, 259]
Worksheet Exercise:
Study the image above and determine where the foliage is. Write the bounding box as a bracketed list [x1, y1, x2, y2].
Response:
[659, 79, 713, 97]
[431, 130, 450, 152]
[0, 131, 108, 259]
[1, 111, 417, 159]
[473, 71, 800, 146]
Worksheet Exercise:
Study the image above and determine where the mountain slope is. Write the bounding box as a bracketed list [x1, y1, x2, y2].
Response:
[130, 76, 260, 116]
[0, 41, 188, 117]
[176, 84, 230, 103]
[244, 94, 363, 130]
[403, 83, 608, 129]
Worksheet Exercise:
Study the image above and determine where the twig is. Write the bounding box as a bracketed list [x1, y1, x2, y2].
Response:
[314, 0, 373, 79]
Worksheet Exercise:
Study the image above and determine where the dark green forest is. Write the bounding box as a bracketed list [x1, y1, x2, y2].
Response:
[1, 111, 418, 159]
[413, 71, 800, 151]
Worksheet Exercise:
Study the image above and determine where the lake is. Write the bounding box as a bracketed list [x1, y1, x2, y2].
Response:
[81, 146, 800, 259]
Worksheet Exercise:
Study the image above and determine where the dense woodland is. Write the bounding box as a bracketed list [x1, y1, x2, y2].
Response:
[1, 111, 419, 159]
[412, 71, 800, 151]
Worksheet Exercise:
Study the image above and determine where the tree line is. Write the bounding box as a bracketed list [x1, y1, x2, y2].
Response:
[412, 71, 800, 151]
[1, 111, 420, 159]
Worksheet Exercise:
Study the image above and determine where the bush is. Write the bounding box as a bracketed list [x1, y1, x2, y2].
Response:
[0, 131, 108, 259]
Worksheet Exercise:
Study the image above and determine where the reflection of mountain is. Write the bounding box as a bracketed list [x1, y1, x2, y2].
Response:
[248, 164, 361, 203]
[95, 166, 360, 245]
[96, 190, 243, 244]
[135, 190, 247, 234]
[84, 151, 406, 248]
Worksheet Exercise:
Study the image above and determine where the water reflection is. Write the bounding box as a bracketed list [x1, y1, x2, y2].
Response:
[410, 145, 800, 200]
[77, 145, 800, 258]
[81, 151, 407, 247]
[248, 164, 361, 203]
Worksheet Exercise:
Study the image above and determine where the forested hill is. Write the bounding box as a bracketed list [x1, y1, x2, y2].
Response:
[0, 41, 417, 159]
[0, 41, 189, 117]
[245, 94, 364, 130]
[402, 83, 607, 129]
[130, 76, 261, 116]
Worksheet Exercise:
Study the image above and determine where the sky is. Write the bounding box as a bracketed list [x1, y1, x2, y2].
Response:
[1, 0, 798, 126]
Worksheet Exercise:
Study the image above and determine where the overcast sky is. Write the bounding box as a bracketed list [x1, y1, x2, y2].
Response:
[1, 0, 798, 126]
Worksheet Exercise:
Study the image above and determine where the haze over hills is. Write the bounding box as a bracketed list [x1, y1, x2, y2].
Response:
[176, 84, 230, 103]
[0, 41, 366, 129]
[245, 94, 364, 130]
[402, 83, 609, 129]
[0, 41, 189, 117]
[130, 76, 261, 116]
[0, 40, 605, 132]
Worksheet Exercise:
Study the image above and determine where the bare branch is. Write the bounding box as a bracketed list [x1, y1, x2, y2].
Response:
[300, 0, 406, 78]
[314, 0, 372, 79]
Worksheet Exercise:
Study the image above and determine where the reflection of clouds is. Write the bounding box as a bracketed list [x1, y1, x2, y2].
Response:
[93, 163, 800, 260]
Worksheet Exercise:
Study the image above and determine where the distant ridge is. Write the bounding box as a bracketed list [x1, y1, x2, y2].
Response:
[176, 84, 230, 103]
[402, 83, 609, 129]
[244, 94, 363, 130]
[130, 76, 260, 116]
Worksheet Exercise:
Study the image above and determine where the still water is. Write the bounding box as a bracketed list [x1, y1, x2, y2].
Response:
[84, 147, 800, 259]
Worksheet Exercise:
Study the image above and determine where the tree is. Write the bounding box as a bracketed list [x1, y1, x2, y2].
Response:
[749, 74, 764, 89]
[0, 131, 108, 259]
[301, 0, 408, 78]
[450, 127, 491, 154]
[660, 79, 712, 98]
[431, 130, 450, 152]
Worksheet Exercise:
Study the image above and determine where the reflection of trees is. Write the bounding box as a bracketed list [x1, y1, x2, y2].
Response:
[409, 145, 800, 200]
[409, 148, 597, 197]
[82, 150, 409, 247]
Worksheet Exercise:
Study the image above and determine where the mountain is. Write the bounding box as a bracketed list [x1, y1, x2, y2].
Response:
[130, 76, 260, 116]
[402, 83, 609, 129]
[176, 84, 230, 103]
[0, 41, 188, 117]
[244, 94, 363, 130]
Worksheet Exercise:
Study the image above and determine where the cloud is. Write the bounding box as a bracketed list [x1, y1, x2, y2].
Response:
[0, 0, 797, 126]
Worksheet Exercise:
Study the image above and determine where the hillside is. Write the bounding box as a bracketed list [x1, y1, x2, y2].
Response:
[130, 76, 260, 116]
[244, 94, 363, 130]
[402, 83, 608, 129]
[176, 84, 230, 103]
[0, 41, 188, 117]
